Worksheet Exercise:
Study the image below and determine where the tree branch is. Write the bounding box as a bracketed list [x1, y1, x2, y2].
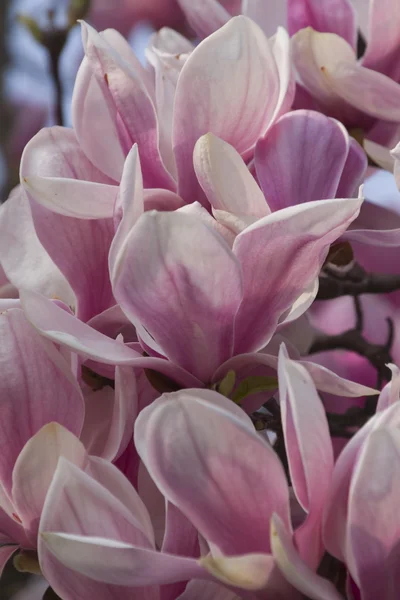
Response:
[317, 269, 400, 300]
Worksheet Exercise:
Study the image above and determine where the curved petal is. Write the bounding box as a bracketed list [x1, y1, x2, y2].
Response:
[336, 138, 367, 199]
[72, 57, 125, 181]
[113, 211, 243, 381]
[21, 176, 117, 219]
[361, 0, 400, 81]
[39, 459, 203, 590]
[255, 110, 350, 210]
[242, 0, 288, 38]
[278, 346, 333, 568]
[135, 390, 290, 555]
[173, 16, 280, 201]
[0, 187, 74, 305]
[287, 0, 357, 49]
[194, 134, 269, 217]
[176, 0, 230, 37]
[12, 424, 87, 544]
[271, 514, 343, 600]
[109, 144, 144, 284]
[347, 427, 400, 598]
[232, 197, 363, 353]
[20, 127, 115, 321]
[21, 290, 203, 389]
[81, 22, 175, 190]
[0, 309, 84, 495]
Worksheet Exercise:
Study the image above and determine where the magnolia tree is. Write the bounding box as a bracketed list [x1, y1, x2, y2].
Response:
[2, 0, 400, 598]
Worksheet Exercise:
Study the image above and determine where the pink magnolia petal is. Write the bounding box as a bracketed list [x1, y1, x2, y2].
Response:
[326, 62, 400, 121]
[20, 290, 138, 364]
[12, 424, 87, 544]
[194, 133, 269, 217]
[0, 309, 84, 495]
[271, 514, 343, 600]
[288, 0, 357, 49]
[39, 459, 204, 589]
[176, 0, 230, 37]
[176, 579, 241, 600]
[102, 365, 138, 461]
[233, 197, 362, 353]
[255, 110, 350, 210]
[173, 16, 280, 201]
[323, 402, 400, 561]
[278, 346, 333, 568]
[178, 202, 236, 246]
[135, 390, 290, 555]
[109, 144, 144, 283]
[376, 365, 400, 412]
[21, 176, 117, 219]
[161, 503, 200, 600]
[0, 546, 18, 578]
[242, 0, 288, 38]
[347, 427, 400, 598]
[20, 127, 115, 321]
[336, 138, 367, 199]
[81, 22, 174, 190]
[113, 211, 243, 381]
[269, 27, 296, 121]
[0, 187, 74, 305]
[72, 57, 125, 182]
[361, 0, 400, 81]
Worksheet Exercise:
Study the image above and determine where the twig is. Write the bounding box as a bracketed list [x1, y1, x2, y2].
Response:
[318, 269, 400, 300]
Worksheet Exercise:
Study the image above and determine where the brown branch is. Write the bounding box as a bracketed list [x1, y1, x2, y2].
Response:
[317, 269, 400, 300]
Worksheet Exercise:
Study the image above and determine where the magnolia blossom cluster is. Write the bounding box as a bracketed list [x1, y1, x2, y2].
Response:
[3, 0, 400, 599]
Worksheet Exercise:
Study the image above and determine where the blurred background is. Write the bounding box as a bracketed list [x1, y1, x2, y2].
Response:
[0, 0, 186, 203]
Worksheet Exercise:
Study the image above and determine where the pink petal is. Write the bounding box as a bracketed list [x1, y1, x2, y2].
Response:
[361, 0, 400, 81]
[176, 579, 241, 600]
[242, 0, 288, 38]
[232, 197, 362, 353]
[278, 346, 333, 567]
[269, 27, 296, 122]
[194, 133, 269, 217]
[271, 514, 343, 600]
[0, 309, 84, 495]
[135, 389, 290, 555]
[72, 57, 125, 181]
[109, 144, 144, 284]
[173, 16, 280, 201]
[39, 459, 204, 589]
[21, 290, 203, 389]
[20, 127, 115, 321]
[176, 0, 230, 37]
[377, 365, 400, 412]
[0, 187, 74, 305]
[255, 110, 350, 210]
[113, 211, 243, 381]
[347, 427, 400, 598]
[21, 176, 117, 219]
[161, 503, 200, 600]
[336, 138, 367, 199]
[287, 0, 357, 49]
[81, 22, 175, 190]
[12, 424, 87, 544]
[323, 403, 400, 561]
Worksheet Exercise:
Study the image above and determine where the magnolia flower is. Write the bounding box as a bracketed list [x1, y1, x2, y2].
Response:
[274, 367, 400, 600]
[39, 348, 335, 597]
[0, 307, 84, 573]
[70, 16, 294, 201]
